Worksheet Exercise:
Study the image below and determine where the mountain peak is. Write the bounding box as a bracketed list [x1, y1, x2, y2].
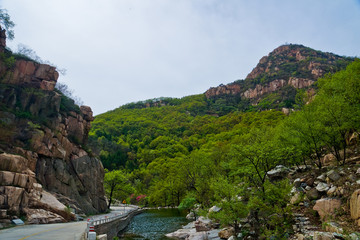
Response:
[246, 44, 343, 80]
[205, 44, 353, 112]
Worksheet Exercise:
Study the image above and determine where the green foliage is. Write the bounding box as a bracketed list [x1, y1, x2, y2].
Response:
[178, 196, 196, 212]
[0, 51, 15, 68]
[104, 169, 134, 208]
[279, 59, 360, 167]
[59, 94, 80, 113]
[247, 179, 293, 239]
[0, 9, 15, 40]
[209, 177, 248, 234]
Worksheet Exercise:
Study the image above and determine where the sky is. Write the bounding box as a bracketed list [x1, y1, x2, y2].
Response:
[1, 0, 360, 115]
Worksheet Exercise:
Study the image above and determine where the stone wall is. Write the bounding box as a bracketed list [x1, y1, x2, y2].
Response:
[94, 210, 144, 240]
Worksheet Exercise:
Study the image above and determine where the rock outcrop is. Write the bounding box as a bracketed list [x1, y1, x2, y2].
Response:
[204, 44, 352, 110]
[0, 25, 107, 224]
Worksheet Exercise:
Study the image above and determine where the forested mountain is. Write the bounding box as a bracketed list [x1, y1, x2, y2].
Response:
[89, 45, 360, 238]
[90, 44, 353, 171]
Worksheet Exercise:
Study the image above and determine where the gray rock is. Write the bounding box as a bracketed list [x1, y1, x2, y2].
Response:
[184, 230, 221, 240]
[316, 182, 330, 192]
[195, 217, 213, 232]
[208, 206, 221, 213]
[186, 232, 209, 240]
[332, 232, 345, 239]
[327, 170, 341, 182]
[207, 230, 221, 240]
[327, 186, 337, 196]
[267, 165, 290, 180]
[317, 174, 326, 181]
[306, 188, 320, 200]
[349, 233, 360, 240]
[313, 231, 333, 240]
[186, 212, 195, 220]
[166, 228, 194, 239]
[183, 222, 195, 229]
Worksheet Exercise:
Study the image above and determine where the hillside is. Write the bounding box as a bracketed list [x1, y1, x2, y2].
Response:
[114, 44, 353, 116]
[90, 45, 360, 238]
[90, 44, 354, 171]
[0, 26, 107, 224]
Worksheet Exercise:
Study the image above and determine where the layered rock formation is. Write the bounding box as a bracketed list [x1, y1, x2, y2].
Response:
[0, 26, 107, 224]
[205, 44, 352, 108]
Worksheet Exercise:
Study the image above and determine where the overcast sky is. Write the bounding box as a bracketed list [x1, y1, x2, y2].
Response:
[1, 0, 360, 115]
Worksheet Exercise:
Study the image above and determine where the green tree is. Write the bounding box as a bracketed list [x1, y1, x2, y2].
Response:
[230, 127, 282, 195]
[209, 177, 248, 236]
[104, 169, 134, 208]
[314, 59, 360, 165]
[178, 193, 197, 220]
[247, 179, 293, 239]
[281, 104, 325, 168]
[0, 9, 15, 40]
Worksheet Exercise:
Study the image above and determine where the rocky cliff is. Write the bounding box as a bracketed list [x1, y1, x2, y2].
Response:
[0, 26, 107, 224]
[205, 44, 353, 110]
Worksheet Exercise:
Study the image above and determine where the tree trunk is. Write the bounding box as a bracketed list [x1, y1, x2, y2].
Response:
[108, 186, 114, 209]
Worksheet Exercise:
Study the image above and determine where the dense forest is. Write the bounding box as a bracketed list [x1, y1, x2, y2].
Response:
[89, 43, 360, 237]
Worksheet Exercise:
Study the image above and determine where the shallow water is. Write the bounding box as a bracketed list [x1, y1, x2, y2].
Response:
[119, 208, 189, 240]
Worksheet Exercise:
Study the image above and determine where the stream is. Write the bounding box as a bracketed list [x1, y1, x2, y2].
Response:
[119, 208, 189, 240]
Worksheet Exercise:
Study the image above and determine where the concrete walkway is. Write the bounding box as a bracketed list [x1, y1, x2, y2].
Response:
[0, 205, 139, 240]
[0, 221, 87, 240]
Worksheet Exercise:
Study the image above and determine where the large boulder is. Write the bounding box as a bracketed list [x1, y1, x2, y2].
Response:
[166, 228, 195, 239]
[313, 198, 341, 221]
[36, 156, 107, 214]
[350, 189, 360, 226]
[24, 208, 64, 224]
[185, 231, 221, 240]
[267, 165, 290, 180]
[195, 217, 212, 232]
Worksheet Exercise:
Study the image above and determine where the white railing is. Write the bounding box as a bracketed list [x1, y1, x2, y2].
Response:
[91, 210, 131, 226]
[86, 208, 136, 237]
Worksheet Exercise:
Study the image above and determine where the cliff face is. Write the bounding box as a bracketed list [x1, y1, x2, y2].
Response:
[205, 44, 352, 107]
[0, 26, 107, 223]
